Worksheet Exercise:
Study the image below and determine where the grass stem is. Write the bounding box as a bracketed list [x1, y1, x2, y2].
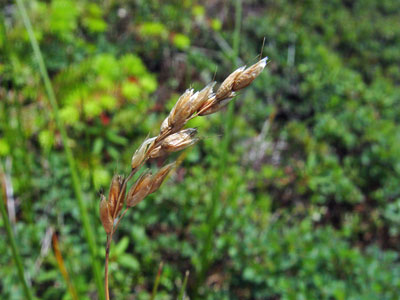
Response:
[0, 172, 34, 300]
[178, 271, 190, 300]
[150, 262, 164, 300]
[14, 0, 105, 298]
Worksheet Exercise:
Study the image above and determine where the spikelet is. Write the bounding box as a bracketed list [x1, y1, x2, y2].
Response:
[108, 175, 126, 216]
[148, 145, 166, 159]
[215, 66, 246, 101]
[161, 128, 198, 152]
[188, 82, 216, 115]
[170, 89, 193, 124]
[149, 163, 176, 194]
[100, 195, 113, 234]
[160, 117, 169, 134]
[126, 171, 153, 207]
[233, 57, 268, 91]
[160, 89, 194, 135]
[131, 137, 156, 169]
[199, 96, 235, 116]
[197, 94, 216, 114]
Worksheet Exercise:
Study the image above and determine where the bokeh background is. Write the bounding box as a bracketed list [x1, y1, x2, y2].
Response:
[2, 0, 400, 299]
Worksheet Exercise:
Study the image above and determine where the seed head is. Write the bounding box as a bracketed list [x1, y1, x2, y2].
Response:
[233, 57, 268, 91]
[215, 66, 246, 101]
[160, 117, 169, 134]
[148, 145, 166, 159]
[161, 89, 194, 135]
[171, 89, 194, 122]
[189, 82, 216, 115]
[161, 128, 198, 152]
[197, 94, 216, 114]
[149, 162, 176, 194]
[108, 175, 125, 217]
[199, 93, 235, 116]
[126, 171, 153, 207]
[99, 195, 113, 234]
[131, 137, 156, 169]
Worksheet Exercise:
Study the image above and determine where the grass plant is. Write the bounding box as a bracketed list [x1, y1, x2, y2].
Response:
[0, 170, 34, 300]
[100, 55, 268, 299]
[14, 0, 105, 298]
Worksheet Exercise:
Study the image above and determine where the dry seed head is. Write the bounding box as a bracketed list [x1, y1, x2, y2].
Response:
[108, 175, 125, 216]
[148, 145, 167, 159]
[215, 66, 246, 101]
[161, 128, 198, 152]
[131, 137, 156, 169]
[149, 162, 176, 194]
[160, 89, 194, 136]
[233, 57, 268, 91]
[160, 116, 169, 134]
[99, 195, 113, 234]
[168, 89, 194, 129]
[189, 82, 216, 115]
[197, 94, 216, 114]
[199, 96, 235, 116]
[126, 171, 153, 207]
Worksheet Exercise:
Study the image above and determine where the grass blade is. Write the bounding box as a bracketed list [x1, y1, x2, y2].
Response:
[150, 261, 164, 300]
[0, 170, 34, 300]
[14, 0, 105, 298]
[52, 233, 79, 300]
[178, 271, 190, 300]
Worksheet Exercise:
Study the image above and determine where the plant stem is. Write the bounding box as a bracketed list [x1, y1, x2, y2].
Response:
[0, 173, 34, 300]
[150, 262, 164, 300]
[105, 235, 111, 300]
[104, 168, 136, 299]
[14, 0, 105, 298]
[178, 271, 190, 300]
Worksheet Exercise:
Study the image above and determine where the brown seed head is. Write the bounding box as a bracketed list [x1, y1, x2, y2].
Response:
[99, 195, 113, 234]
[168, 89, 194, 131]
[199, 95, 235, 116]
[149, 162, 176, 194]
[197, 94, 216, 115]
[160, 89, 194, 136]
[233, 57, 268, 91]
[126, 171, 153, 207]
[108, 175, 125, 217]
[131, 137, 156, 169]
[161, 128, 198, 152]
[215, 66, 246, 101]
[160, 116, 169, 134]
[148, 145, 167, 159]
[189, 82, 216, 116]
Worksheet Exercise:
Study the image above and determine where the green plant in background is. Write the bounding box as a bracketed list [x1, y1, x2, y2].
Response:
[14, 0, 105, 297]
[2, 0, 400, 299]
[0, 171, 33, 300]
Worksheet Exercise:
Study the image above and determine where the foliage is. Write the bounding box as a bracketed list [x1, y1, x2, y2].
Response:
[1, 0, 400, 299]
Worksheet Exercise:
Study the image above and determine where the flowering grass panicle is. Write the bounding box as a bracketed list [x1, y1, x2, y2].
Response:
[100, 56, 268, 300]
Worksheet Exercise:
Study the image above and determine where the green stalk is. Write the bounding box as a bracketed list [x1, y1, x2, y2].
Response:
[0, 179, 34, 300]
[178, 271, 189, 300]
[197, 0, 242, 292]
[150, 262, 164, 300]
[14, 1, 105, 298]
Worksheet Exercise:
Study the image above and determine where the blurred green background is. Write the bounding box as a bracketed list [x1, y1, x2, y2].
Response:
[1, 0, 400, 299]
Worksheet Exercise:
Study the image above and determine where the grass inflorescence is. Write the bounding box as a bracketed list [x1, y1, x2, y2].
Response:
[101, 56, 268, 299]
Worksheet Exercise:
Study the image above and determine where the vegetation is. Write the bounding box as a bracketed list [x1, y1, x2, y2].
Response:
[1, 0, 400, 299]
